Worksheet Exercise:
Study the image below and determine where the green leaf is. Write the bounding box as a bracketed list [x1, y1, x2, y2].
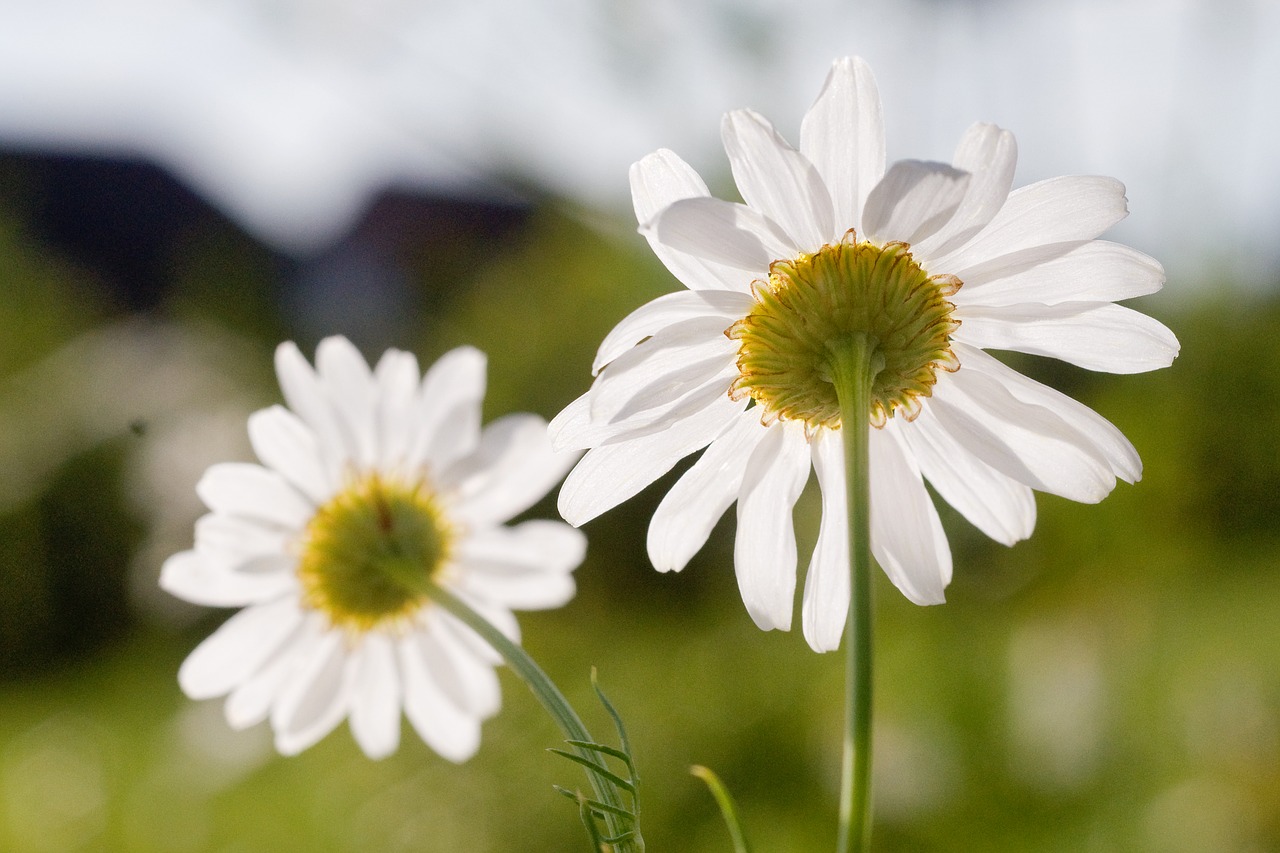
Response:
[564, 739, 635, 767]
[548, 748, 637, 794]
[553, 787, 637, 821]
[691, 765, 753, 853]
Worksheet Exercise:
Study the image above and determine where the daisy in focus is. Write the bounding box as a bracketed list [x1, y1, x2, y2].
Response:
[551, 56, 1178, 653]
[162, 336, 583, 760]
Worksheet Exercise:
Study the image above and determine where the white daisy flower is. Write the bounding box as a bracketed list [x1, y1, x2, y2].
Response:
[551, 56, 1178, 653]
[161, 336, 583, 760]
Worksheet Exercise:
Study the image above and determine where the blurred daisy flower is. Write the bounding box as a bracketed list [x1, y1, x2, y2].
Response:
[162, 337, 582, 759]
[551, 56, 1178, 652]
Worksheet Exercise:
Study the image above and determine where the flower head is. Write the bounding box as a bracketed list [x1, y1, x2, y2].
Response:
[551, 57, 1178, 652]
[162, 337, 583, 759]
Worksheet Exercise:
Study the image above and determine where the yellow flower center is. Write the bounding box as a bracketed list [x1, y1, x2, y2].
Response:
[727, 232, 961, 429]
[296, 474, 452, 633]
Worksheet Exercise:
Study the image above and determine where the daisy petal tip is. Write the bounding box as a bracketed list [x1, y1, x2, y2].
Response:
[177, 656, 224, 702]
[353, 730, 399, 761]
[272, 340, 312, 385]
[644, 542, 688, 574]
[631, 147, 677, 173]
[801, 621, 842, 654]
[431, 724, 481, 764]
[554, 495, 590, 530]
[902, 585, 948, 607]
[445, 343, 487, 367]
[827, 55, 866, 80]
[273, 732, 304, 757]
[743, 600, 792, 634]
[316, 334, 359, 358]
[273, 339, 303, 362]
[562, 526, 589, 567]
[157, 551, 193, 597]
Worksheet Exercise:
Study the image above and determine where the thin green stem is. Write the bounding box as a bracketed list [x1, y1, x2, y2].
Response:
[826, 333, 882, 853]
[691, 765, 753, 853]
[425, 582, 635, 848]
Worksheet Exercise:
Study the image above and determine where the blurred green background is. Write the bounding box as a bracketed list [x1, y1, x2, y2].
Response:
[0, 151, 1277, 853]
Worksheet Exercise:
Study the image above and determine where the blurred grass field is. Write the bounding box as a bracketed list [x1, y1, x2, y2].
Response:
[0, 180, 1277, 852]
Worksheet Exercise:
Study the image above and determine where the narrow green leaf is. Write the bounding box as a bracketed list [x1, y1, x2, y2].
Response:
[575, 795, 607, 853]
[691, 765, 753, 853]
[549, 749, 638, 794]
[564, 739, 634, 767]
[592, 668, 635, 760]
[552, 788, 637, 821]
[601, 830, 638, 845]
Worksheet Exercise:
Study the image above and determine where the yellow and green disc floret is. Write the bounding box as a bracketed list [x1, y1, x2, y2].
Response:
[297, 473, 454, 633]
[727, 232, 962, 430]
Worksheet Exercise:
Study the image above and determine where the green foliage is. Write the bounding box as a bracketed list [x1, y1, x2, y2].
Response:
[552, 673, 644, 852]
[691, 765, 753, 853]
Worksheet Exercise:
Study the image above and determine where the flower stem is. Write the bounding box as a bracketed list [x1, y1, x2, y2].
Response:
[826, 333, 882, 853]
[425, 582, 637, 849]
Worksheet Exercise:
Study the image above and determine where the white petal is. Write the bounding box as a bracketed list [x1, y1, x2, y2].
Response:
[862, 160, 971, 246]
[547, 391, 599, 451]
[901, 410, 1037, 546]
[196, 463, 313, 529]
[272, 629, 351, 756]
[556, 358, 740, 452]
[193, 513, 292, 572]
[436, 602, 517, 666]
[953, 344, 1142, 482]
[588, 316, 738, 425]
[647, 196, 796, 271]
[630, 150, 753, 292]
[457, 521, 586, 575]
[160, 550, 295, 607]
[444, 414, 577, 527]
[869, 424, 951, 605]
[913, 123, 1018, 260]
[801, 429, 850, 652]
[447, 591, 522, 647]
[247, 405, 333, 504]
[456, 538, 580, 607]
[224, 619, 319, 730]
[647, 408, 767, 572]
[591, 289, 754, 376]
[274, 341, 352, 478]
[956, 301, 1179, 373]
[722, 109, 834, 249]
[954, 240, 1165, 307]
[348, 634, 402, 760]
[315, 336, 378, 470]
[398, 635, 481, 763]
[932, 176, 1128, 272]
[928, 362, 1115, 502]
[558, 393, 744, 526]
[374, 349, 422, 471]
[404, 346, 486, 475]
[178, 597, 305, 700]
[800, 56, 885, 232]
[734, 422, 809, 632]
[456, 563, 576, 611]
[412, 617, 502, 717]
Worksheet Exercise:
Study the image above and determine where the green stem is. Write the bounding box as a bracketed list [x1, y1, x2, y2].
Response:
[826, 333, 882, 853]
[425, 582, 635, 848]
[691, 765, 754, 853]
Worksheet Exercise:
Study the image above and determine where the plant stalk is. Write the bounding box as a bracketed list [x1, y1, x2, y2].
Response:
[826, 333, 881, 853]
[426, 582, 636, 849]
